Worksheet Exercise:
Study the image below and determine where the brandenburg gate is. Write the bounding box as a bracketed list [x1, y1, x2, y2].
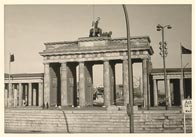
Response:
[40, 36, 154, 108]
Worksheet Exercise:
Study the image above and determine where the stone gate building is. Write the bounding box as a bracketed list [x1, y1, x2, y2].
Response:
[39, 36, 153, 108]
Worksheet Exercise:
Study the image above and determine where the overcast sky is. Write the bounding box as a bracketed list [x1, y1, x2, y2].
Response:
[4, 5, 192, 86]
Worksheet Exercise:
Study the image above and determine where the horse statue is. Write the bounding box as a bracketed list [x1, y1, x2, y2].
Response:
[89, 17, 102, 37]
[101, 31, 112, 37]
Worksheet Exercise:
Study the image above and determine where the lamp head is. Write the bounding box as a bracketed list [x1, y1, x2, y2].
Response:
[156, 24, 162, 29]
[167, 25, 172, 29]
[157, 28, 161, 31]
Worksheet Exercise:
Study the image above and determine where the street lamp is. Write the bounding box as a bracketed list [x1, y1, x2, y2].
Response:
[123, 5, 134, 133]
[156, 24, 172, 110]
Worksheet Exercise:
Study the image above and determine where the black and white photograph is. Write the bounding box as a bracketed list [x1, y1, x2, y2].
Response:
[2, 0, 193, 134]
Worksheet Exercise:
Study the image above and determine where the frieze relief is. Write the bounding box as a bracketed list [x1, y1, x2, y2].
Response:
[43, 50, 150, 62]
[45, 43, 78, 51]
[153, 74, 191, 79]
[44, 38, 150, 52]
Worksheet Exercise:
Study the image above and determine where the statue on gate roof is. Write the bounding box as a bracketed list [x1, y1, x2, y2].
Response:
[89, 17, 102, 37]
[89, 17, 112, 38]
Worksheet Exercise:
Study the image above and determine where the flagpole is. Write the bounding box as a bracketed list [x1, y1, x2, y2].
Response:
[180, 43, 184, 105]
[8, 52, 12, 107]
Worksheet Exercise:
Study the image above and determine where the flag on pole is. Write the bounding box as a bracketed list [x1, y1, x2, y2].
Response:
[180, 43, 191, 105]
[181, 46, 191, 54]
[10, 54, 14, 62]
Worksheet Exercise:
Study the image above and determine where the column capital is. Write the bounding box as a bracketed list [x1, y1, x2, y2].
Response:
[43, 62, 50, 65]
[153, 78, 157, 80]
[104, 59, 109, 62]
[61, 62, 67, 70]
[60, 61, 67, 64]
[78, 61, 85, 63]
[18, 83, 22, 86]
[142, 58, 148, 61]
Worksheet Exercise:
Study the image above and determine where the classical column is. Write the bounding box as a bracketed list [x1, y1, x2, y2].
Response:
[25, 84, 28, 105]
[18, 83, 23, 106]
[153, 79, 158, 106]
[4, 85, 8, 107]
[67, 63, 77, 106]
[170, 82, 174, 105]
[167, 79, 172, 107]
[104, 60, 111, 106]
[142, 59, 148, 108]
[61, 62, 68, 106]
[33, 87, 37, 106]
[84, 63, 93, 106]
[44, 63, 50, 107]
[38, 82, 43, 107]
[13, 85, 17, 107]
[123, 59, 129, 106]
[147, 71, 151, 107]
[79, 62, 85, 107]
[110, 62, 116, 105]
[28, 83, 32, 106]
[8, 83, 13, 107]
[180, 78, 184, 106]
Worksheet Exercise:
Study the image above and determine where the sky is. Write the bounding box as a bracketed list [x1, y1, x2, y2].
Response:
[4, 5, 192, 86]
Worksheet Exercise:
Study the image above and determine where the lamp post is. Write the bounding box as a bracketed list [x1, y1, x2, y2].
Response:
[123, 5, 134, 133]
[156, 24, 172, 110]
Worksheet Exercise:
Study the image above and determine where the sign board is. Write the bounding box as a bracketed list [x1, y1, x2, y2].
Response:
[182, 99, 192, 114]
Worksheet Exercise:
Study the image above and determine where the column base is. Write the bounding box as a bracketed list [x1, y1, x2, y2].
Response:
[107, 105, 126, 111]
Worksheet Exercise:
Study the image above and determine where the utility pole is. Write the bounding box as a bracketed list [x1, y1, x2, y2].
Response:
[156, 24, 172, 109]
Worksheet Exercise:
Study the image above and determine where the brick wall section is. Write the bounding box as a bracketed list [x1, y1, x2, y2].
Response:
[4, 109, 192, 133]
